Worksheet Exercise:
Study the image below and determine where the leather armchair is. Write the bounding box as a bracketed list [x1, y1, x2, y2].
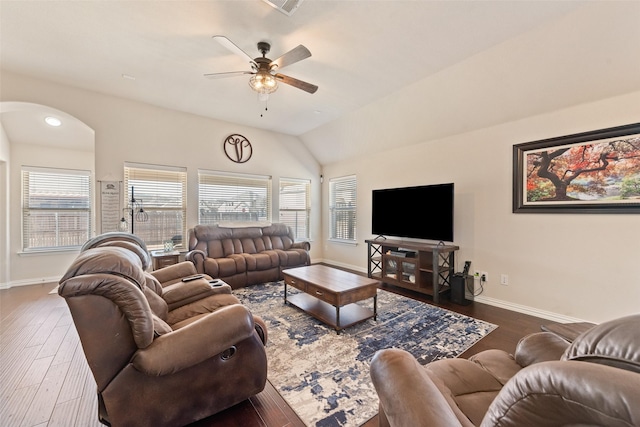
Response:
[370, 314, 640, 427]
[58, 243, 268, 426]
[77, 231, 268, 339]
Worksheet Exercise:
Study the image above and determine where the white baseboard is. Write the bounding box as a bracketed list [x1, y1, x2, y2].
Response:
[0, 276, 61, 290]
[317, 259, 587, 324]
[313, 258, 367, 274]
[473, 295, 588, 323]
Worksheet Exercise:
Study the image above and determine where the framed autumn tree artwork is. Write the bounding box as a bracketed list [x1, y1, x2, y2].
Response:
[513, 123, 640, 213]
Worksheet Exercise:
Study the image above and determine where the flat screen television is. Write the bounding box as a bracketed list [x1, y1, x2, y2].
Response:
[372, 183, 454, 242]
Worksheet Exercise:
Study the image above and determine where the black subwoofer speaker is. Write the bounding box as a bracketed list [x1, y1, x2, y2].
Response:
[450, 274, 472, 305]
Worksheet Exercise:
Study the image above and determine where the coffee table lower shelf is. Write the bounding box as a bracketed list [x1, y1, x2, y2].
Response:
[286, 292, 375, 333]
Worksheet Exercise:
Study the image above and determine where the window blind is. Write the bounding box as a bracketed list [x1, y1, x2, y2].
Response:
[329, 175, 357, 241]
[279, 178, 310, 240]
[198, 170, 272, 224]
[22, 166, 92, 251]
[124, 163, 187, 249]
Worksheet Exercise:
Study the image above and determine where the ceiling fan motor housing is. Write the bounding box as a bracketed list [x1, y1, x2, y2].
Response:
[257, 41, 271, 56]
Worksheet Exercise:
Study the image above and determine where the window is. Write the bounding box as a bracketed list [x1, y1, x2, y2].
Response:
[124, 163, 187, 249]
[329, 175, 356, 242]
[22, 166, 92, 251]
[279, 178, 310, 241]
[198, 170, 272, 224]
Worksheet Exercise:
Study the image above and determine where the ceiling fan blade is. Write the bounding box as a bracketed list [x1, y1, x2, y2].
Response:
[270, 45, 311, 70]
[275, 73, 318, 94]
[213, 35, 256, 66]
[204, 71, 254, 79]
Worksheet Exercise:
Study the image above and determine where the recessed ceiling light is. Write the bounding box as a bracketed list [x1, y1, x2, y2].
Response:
[44, 116, 62, 127]
[121, 74, 136, 80]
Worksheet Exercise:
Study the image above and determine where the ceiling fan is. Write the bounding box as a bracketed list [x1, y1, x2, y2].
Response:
[204, 35, 318, 99]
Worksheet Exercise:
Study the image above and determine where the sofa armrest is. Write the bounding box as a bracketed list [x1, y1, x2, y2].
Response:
[291, 241, 310, 251]
[131, 304, 256, 375]
[150, 261, 198, 284]
[371, 349, 469, 427]
[514, 331, 570, 367]
[185, 249, 206, 273]
[483, 361, 640, 426]
[161, 278, 232, 311]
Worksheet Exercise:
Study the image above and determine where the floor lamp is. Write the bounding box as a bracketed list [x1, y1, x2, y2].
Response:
[119, 186, 148, 233]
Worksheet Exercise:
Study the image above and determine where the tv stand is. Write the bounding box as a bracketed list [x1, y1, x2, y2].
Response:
[365, 238, 459, 303]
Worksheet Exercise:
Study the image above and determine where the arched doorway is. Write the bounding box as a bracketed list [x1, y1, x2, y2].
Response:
[0, 102, 95, 288]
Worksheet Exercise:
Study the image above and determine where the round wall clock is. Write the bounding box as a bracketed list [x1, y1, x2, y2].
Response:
[223, 134, 253, 163]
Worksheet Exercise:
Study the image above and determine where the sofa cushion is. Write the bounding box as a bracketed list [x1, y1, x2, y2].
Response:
[80, 232, 151, 270]
[515, 331, 570, 367]
[212, 255, 247, 276]
[276, 248, 308, 267]
[425, 357, 506, 426]
[152, 313, 173, 336]
[469, 349, 522, 385]
[60, 246, 146, 289]
[243, 252, 279, 271]
[144, 286, 169, 320]
[562, 314, 640, 373]
[168, 293, 242, 326]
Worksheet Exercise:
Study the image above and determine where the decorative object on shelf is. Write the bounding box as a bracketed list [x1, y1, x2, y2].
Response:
[513, 122, 640, 213]
[223, 134, 253, 163]
[118, 186, 149, 233]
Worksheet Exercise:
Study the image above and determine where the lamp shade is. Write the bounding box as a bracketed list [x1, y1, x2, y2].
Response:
[249, 71, 278, 95]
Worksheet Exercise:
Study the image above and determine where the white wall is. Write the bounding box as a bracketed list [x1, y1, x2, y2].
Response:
[0, 71, 322, 285]
[3, 71, 638, 324]
[320, 91, 640, 324]
[9, 142, 94, 284]
[0, 124, 10, 286]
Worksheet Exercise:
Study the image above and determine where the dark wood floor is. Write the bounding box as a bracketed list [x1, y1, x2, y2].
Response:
[0, 279, 555, 427]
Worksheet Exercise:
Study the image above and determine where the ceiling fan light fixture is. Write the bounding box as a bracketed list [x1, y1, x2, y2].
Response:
[249, 71, 278, 95]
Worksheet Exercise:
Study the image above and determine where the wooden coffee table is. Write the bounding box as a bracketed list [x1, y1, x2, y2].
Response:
[283, 264, 380, 333]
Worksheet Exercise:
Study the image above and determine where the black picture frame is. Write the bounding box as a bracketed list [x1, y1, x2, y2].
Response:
[513, 123, 640, 214]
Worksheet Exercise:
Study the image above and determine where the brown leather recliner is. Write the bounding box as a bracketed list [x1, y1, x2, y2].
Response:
[58, 242, 268, 426]
[370, 314, 640, 427]
[77, 231, 268, 340]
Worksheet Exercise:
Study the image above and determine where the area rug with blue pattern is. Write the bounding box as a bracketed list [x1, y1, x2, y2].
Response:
[233, 281, 497, 427]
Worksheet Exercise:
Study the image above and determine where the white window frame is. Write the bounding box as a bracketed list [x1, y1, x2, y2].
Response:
[198, 170, 272, 225]
[22, 166, 92, 252]
[123, 162, 187, 250]
[279, 177, 310, 241]
[329, 175, 357, 242]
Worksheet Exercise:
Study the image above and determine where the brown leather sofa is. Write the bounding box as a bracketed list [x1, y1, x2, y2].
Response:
[370, 314, 640, 426]
[186, 223, 310, 288]
[58, 234, 268, 426]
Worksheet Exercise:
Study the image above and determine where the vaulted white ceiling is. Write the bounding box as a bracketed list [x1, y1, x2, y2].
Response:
[2, 1, 639, 165]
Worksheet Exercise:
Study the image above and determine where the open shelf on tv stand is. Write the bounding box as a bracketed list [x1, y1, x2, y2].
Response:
[365, 238, 459, 304]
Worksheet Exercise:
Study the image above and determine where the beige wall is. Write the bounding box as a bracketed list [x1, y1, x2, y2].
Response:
[0, 124, 9, 286]
[319, 90, 640, 324]
[9, 142, 94, 284]
[3, 71, 639, 324]
[1, 72, 322, 285]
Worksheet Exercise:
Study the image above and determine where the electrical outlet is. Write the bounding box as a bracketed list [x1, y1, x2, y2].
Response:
[474, 271, 488, 283]
[500, 274, 508, 286]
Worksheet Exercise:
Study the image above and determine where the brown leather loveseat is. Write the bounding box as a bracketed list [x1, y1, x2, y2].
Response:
[370, 314, 640, 426]
[186, 223, 310, 288]
[59, 233, 268, 426]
